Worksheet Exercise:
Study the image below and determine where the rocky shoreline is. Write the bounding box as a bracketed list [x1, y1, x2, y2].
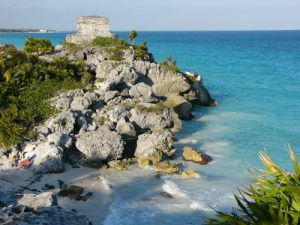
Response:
[0, 18, 216, 224]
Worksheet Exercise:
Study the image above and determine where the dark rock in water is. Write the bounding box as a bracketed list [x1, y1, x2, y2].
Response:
[58, 180, 65, 187]
[58, 185, 92, 201]
[11, 206, 22, 214]
[0, 201, 5, 208]
[45, 183, 55, 189]
[58, 185, 84, 200]
[160, 192, 173, 199]
[81, 192, 93, 201]
[71, 164, 80, 168]
[154, 174, 162, 180]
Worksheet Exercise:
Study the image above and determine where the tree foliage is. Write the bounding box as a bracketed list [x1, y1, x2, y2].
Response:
[128, 30, 138, 45]
[24, 37, 54, 55]
[205, 147, 300, 225]
[0, 43, 92, 147]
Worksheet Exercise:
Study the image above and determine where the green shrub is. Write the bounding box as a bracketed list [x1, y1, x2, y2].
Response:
[134, 42, 149, 60]
[24, 37, 53, 55]
[205, 147, 300, 225]
[63, 40, 76, 48]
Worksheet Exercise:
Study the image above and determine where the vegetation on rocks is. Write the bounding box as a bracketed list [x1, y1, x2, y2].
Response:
[205, 148, 300, 225]
[160, 55, 180, 73]
[0, 42, 92, 147]
[134, 42, 150, 60]
[24, 37, 54, 55]
[135, 102, 165, 113]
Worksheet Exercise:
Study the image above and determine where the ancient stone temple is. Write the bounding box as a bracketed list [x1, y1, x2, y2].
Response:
[66, 16, 114, 44]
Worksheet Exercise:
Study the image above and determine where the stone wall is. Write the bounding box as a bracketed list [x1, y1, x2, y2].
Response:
[66, 16, 114, 44]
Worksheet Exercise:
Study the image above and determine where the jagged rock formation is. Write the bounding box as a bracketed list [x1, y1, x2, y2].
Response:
[0, 192, 91, 225]
[66, 16, 114, 44]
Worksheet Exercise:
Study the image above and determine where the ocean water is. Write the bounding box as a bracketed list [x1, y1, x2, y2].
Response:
[1, 31, 300, 224]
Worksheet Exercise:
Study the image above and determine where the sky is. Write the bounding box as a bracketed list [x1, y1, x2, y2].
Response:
[0, 0, 300, 31]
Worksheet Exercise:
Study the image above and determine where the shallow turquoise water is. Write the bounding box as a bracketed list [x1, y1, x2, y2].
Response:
[1, 31, 300, 224]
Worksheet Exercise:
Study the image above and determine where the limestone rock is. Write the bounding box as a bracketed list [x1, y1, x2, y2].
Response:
[116, 118, 136, 137]
[0, 204, 91, 225]
[18, 192, 58, 210]
[130, 106, 180, 133]
[129, 83, 157, 103]
[27, 142, 64, 173]
[108, 105, 131, 123]
[166, 94, 193, 120]
[96, 61, 119, 79]
[135, 132, 174, 162]
[47, 111, 77, 134]
[154, 161, 179, 174]
[76, 127, 124, 161]
[70, 96, 91, 111]
[54, 97, 72, 110]
[181, 169, 200, 179]
[47, 132, 73, 149]
[108, 160, 128, 171]
[183, 146, 212, 165]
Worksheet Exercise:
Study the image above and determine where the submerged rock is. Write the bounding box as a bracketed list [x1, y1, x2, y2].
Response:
[181, 169, 200, 179]
[183, 146, 212, 165]
[154, 161, 179, 174]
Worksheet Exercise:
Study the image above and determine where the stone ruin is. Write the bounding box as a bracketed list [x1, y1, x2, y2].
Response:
[66, 16, 114, 44]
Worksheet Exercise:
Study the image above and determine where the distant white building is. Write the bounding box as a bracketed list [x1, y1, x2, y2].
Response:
[66, 16, 114, 44]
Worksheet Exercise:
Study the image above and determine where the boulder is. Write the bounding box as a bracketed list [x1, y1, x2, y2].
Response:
[108, 105, 131, 123]
[18, 192, 58, 210]
[96, 61, 119, 79]
[27, 142, 64, 173]
[130, 105, 180, 133]
[54, 97, 72, 110]
[0, 203, 91, 225]
[135, 132, 174, 167]
[166, 94, 193, 120]
[47, 111, 77, 134]
[47, 132, 73, 149]
[182, 146, 212, 165]
[70, 96, 91, 111]
[76, 127, 124, 161]
[129, 83, 157, 103]
[104, 90, 120, 102]
[181, 169, 200, 179]
[116, 118, 136, 137]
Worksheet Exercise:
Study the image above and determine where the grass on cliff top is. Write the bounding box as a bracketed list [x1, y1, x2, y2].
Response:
[0, 41, 92, 147]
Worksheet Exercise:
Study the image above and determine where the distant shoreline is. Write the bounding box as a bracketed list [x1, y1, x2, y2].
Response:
[0, 29, 56, 33]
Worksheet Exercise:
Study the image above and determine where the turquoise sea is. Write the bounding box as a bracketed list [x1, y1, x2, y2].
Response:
[1, 31, 300, 224]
